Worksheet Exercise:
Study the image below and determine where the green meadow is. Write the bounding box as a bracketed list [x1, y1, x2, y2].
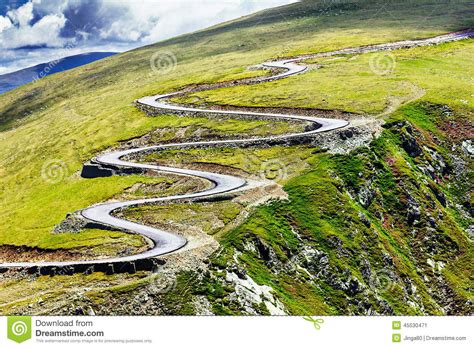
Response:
[0, 0, 472, 314]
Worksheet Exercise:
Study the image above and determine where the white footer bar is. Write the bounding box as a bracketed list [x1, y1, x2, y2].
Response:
[0, 316, 471, 347]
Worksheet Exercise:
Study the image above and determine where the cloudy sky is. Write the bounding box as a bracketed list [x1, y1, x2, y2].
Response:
[0, 0, 295, 74]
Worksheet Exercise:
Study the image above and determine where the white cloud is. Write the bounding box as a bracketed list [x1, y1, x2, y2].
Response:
[0, 16, 12, 33]
[98, 0, 296, 44]
[0, 13, 67, 49]
[99, 20, 144, 42]
[2, 0, 296, 47]
[7, 1, 34, 27]
[0, 0, 296, 74]
[0, 1, 68, 49]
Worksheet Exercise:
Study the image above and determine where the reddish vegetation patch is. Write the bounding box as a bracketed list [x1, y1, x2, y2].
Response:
[385, 157, 396, 166]
[438, 117, 474, 141]
[382, 219, 390, 230]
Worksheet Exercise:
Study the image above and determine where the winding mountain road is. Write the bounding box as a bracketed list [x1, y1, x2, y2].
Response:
[1, 29, 472, 271]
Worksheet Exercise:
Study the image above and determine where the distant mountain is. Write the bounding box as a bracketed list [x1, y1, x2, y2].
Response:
[0, 52, 117, 95]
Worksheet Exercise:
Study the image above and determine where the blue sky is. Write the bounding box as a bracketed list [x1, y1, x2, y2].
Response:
[0, 0, 295, 74]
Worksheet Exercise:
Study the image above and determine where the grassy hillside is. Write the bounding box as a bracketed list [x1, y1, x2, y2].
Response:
[160, 103, 472, 315]
[175, 40, 473, 114]
[0, 0, 472, 314]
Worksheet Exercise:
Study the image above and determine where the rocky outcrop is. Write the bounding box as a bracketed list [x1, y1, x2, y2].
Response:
[81, 159, 144, 178]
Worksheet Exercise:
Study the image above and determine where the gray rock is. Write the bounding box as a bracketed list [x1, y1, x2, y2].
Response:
[401, 131, 422, 157]
[406, 196, 421, 225]
[358, 211, 371, 227]
[461, 140, 473, 156]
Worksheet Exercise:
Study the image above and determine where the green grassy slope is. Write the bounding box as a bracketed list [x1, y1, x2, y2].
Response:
[175, 40, 473, 114]
[0, 0, 472, 250]
[0, 0, 472, 314]
[203, 104, 473, 315]
[120, 103, 472, 315]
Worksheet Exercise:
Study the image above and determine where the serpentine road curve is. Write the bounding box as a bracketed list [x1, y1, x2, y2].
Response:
[1, 29, 472, 270]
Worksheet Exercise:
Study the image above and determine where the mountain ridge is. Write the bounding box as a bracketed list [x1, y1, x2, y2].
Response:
[0, 52, 117, 95]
